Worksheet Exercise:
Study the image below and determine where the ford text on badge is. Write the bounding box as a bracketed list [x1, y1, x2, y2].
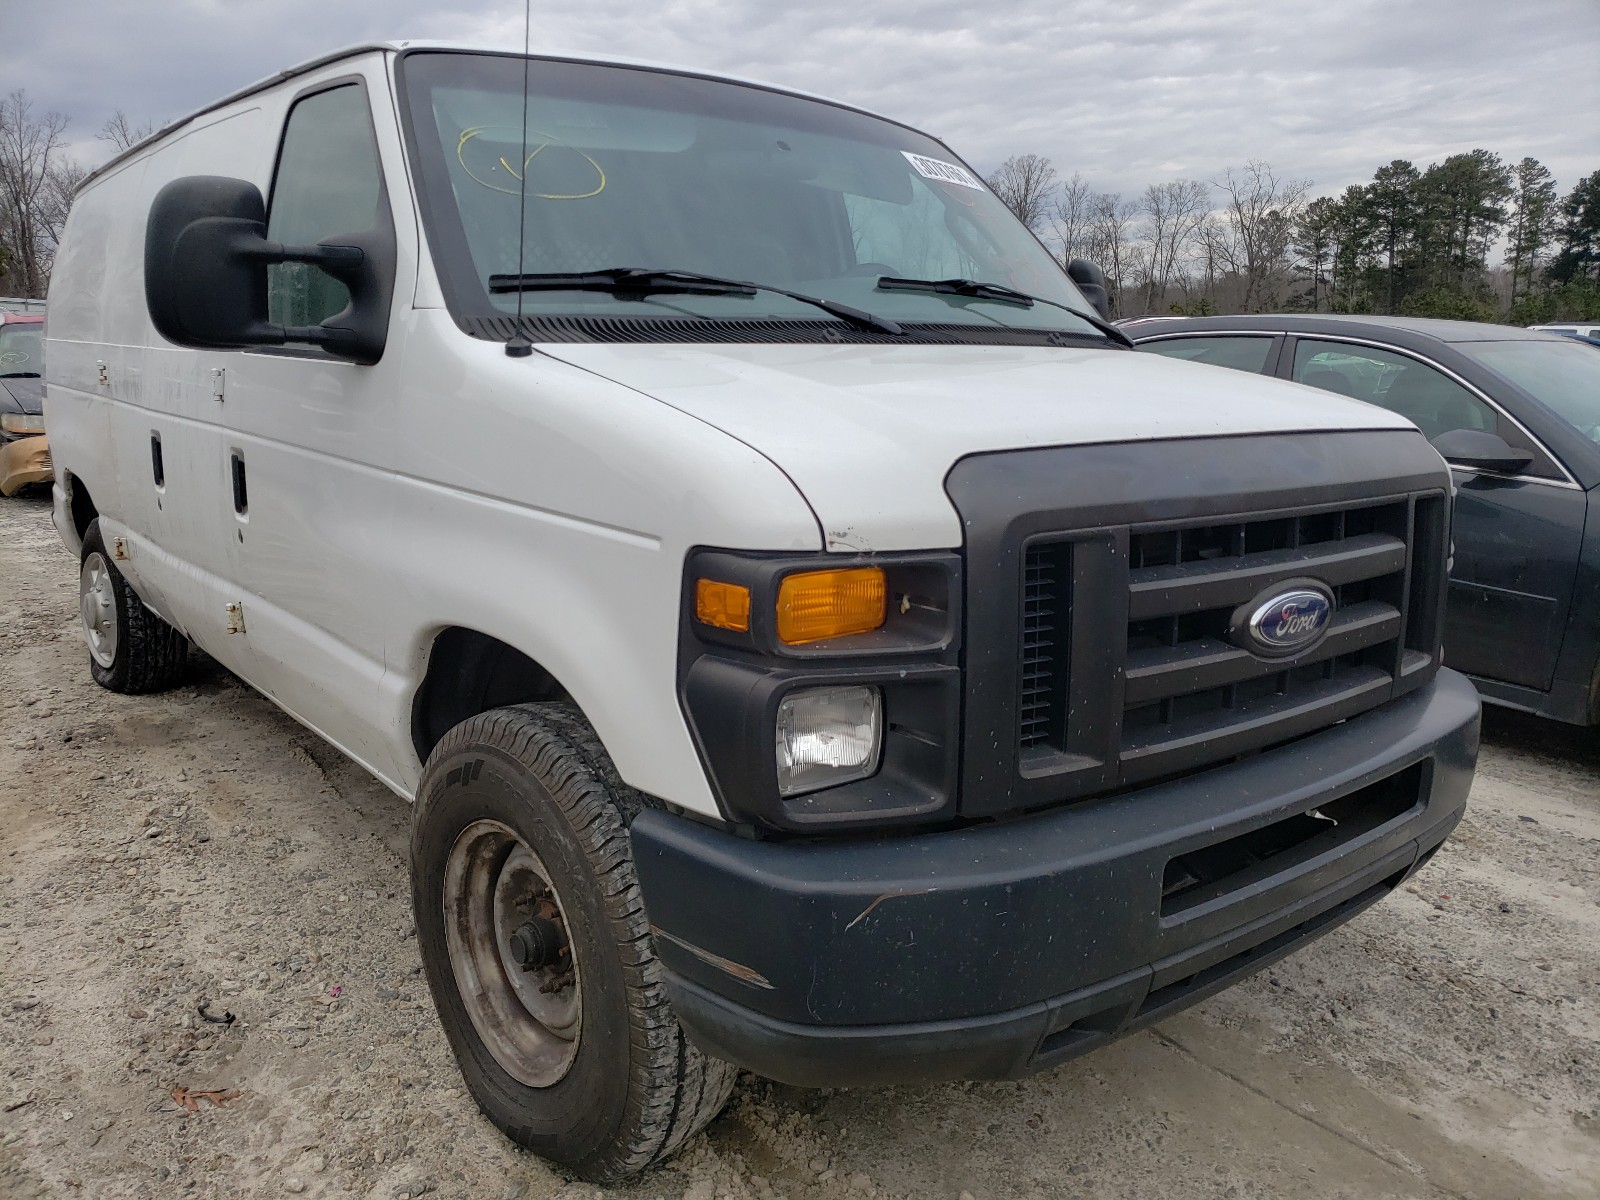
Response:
[1233, 583, 1335, 657]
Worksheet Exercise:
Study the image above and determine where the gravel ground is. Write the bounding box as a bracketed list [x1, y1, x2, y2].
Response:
[1, 490, 1597, 1200]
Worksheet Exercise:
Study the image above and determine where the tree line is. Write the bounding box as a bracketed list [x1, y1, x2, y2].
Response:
[986, 150, 1600, 324]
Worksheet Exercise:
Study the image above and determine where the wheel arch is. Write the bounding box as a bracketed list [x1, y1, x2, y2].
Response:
[66, 472, 99, 543]
[410, 627, 574, 766]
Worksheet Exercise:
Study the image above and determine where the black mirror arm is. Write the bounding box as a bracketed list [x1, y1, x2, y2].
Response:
[226, 230, 370, 353]
[240, 240, 365, 272]
[187, 217, 361, 272]
[274, 323, 354, 347]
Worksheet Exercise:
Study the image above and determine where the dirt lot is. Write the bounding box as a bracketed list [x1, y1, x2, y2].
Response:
[1, 491, 1597, 1200]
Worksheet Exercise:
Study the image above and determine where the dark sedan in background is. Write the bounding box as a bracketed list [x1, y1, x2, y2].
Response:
[1131, 315, 1600, 726]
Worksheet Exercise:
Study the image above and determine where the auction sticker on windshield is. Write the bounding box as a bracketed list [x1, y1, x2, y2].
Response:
[901, 151, 984, 190]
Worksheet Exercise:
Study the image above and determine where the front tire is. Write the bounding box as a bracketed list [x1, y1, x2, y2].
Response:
[411, 702, 737, 1183]
[78, 520, 189, 693]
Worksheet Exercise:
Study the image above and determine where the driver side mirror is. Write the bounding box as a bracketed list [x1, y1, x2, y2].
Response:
[1066, 258, 1110, 321]
[1430, 428, 1535, 475]
[144, 176, 392, 365]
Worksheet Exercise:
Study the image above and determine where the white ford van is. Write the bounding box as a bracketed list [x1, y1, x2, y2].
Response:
[46, 42, 1480, 1182]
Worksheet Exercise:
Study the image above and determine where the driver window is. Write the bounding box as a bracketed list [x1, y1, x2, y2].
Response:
[267, 83, 386, 328]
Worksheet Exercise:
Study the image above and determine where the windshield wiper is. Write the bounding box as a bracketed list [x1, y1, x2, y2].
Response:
[877, 276, 1038, 305]
[875, 276, 1131, 347]
[489, 267, 904, 336]
[0, 371, 41, 378]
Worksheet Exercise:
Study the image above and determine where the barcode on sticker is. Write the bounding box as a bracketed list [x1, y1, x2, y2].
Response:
[901, 151, 984, 190]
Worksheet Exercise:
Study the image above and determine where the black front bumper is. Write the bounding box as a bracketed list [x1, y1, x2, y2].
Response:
[632, 668, 1479, 1087]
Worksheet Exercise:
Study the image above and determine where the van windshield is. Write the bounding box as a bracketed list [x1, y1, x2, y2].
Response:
[397, 52, 1100, 341]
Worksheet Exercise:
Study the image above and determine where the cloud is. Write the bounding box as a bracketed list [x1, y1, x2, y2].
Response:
[5, 0, 1596, 200]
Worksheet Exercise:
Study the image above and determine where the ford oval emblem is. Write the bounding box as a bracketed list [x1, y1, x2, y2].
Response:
[1232, 582, 1334, 658]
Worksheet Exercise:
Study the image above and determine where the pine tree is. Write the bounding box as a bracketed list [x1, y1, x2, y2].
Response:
[1548, 170, 1600, 285]
[1366, 160, 1420, 312]
[1504, 158, 1559, 308]
[1292, 196, 1339, 311]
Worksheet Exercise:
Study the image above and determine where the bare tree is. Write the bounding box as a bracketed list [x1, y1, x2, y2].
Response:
[39, 156, 85, 246]
[1087, 191, 1139, 317]
[1136, 179, 1209, 314]
[1212, 160, 1311, 311]
[1192, 214, 1229, 307]
[0, 90, 73, 298]
[13, 154, 85, 292]
[98, 109, 156, 153]
[985, 154, 1058, 233]
[1050, 172, 1095, 267]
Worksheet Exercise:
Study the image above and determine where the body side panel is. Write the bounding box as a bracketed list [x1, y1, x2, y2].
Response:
[49, 51, 823, 817]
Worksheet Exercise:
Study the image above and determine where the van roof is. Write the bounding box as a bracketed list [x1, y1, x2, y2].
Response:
[79, 40, 917, 192]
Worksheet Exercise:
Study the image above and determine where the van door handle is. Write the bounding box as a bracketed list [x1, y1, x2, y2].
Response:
[230, 452, 248, 515]
[151, 433, 164, 488]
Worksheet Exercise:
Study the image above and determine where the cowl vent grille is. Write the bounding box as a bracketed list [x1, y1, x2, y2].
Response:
[462, 314, 1103, 347]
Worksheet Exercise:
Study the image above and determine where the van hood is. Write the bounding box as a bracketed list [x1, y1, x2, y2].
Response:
[538, 341, 1416, 551]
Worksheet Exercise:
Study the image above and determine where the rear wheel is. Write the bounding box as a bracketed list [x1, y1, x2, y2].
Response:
[411, 702, 737, 1183]
[79, 520, 188, 693]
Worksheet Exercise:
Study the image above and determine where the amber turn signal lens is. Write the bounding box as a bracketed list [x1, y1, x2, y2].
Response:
[776, 567, 887, 644]
[695, 578, 752, 632]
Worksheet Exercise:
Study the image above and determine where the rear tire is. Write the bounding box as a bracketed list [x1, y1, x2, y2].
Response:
[79, 520, 189, 694]
[411, 702, 737, 1183]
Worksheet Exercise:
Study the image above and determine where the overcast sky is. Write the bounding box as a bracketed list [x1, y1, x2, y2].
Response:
[4, 0, 1597, 202]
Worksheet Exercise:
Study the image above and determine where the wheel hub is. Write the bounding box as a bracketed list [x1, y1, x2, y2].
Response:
[443, 820, 583, 1088]
[507, 915, 565, 970]
[79, 552, 118, 669]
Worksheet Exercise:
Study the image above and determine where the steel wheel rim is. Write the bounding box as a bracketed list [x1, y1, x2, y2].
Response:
[443, 819, 582, 1087]
[80, 552, 118, 669]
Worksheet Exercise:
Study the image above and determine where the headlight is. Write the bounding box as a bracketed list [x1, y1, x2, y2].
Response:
[0, 413, 45, 435]
[681, 548, 960, 831]
[776, 685, 882, 796]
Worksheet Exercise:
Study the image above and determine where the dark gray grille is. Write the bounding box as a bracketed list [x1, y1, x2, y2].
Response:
[1018, 496, 1441, 783]
[1121, 499, 1411, 781]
